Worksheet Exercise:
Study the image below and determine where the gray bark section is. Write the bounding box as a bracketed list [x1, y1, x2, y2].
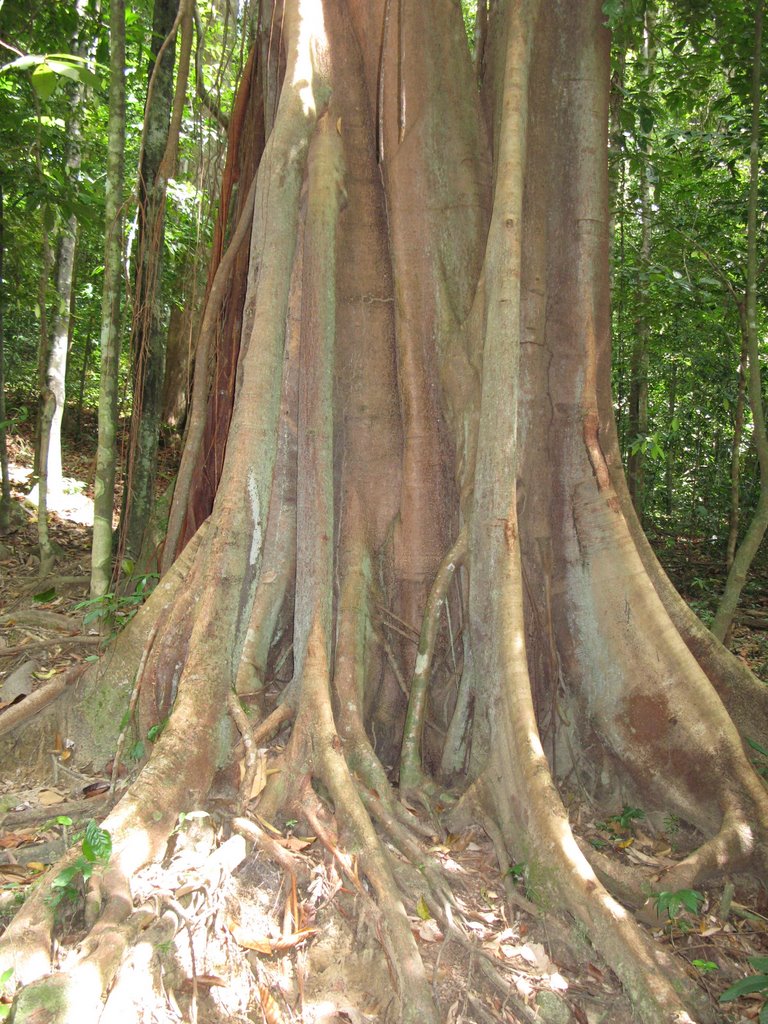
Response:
[91, 0, 127, 597]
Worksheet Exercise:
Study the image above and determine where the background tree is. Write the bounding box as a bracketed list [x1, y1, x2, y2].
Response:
[90, 0, 126, 599]
[611, 0, 767, 634]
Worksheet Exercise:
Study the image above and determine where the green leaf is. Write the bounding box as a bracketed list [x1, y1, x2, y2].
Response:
[31, 65, 57, 101]
[33, 587, 56, 604]
[415, 896, 431, 920]
[691, 960, 718, 972]
[147, 719, 168, 743]
[42, 204, 56, 234]
[128, 741, 145, 761]
[749, 957, 768, 973]
[51, 865, 79, 888]
[0, 54, 44, 74]
[679, 890, 703, 914]
[720, 974, 768, 1002]
[748, 738, 768, 758]
[82, 821, 112, 863]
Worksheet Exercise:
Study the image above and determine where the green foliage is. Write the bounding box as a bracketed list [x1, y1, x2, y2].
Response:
[74, 572, 159, 630]
[663, 813, 680, 835]
[47, 820, 112, 912]
[0, 52, 102, 101]
[146, 717, 168, 744]
[691, 960, 718, 972]
[595, 805, 645, 842]
[0, 0, 240, 434]
[720, 957, 768, 1023]
[610, 0, 767, 553]
[748, 737, 768, 780]
[0, 966, 13, 1021]
[652, 888, 703, 924]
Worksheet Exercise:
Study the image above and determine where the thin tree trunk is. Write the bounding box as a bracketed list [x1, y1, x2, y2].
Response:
[665, 359, 676, 518]
[0, 184, 10, 534]
[712, 0, 766, 642]
[122, 0, 191, 569]
[726, 331, 747, 569]
[91, 0, 127, 598]
[37, 0, 90, 505]
[626, 4, 654, 522]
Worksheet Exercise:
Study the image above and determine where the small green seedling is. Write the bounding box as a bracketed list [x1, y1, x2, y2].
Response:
[48, 820, 112, 911]
[0, 967, 13, 1021]
[612, 805, 644, 829]
[595, 805, 645, 842]
[506, 862, 526, 881]
[147, 718, 168, 743]
[663, 814, 680, 835]
[691, 960, 718, 973]
[720, 957, 768, 1023]
[747, 738, 768, 780]
[74, 573, 159, 632]
[653, 888, 703, 928]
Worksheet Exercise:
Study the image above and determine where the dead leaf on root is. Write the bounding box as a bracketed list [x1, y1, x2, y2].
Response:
[0, 831, 35, 849]
[258, 982, 287, 1024]
[277, 835, 315, 853]
[226, 916, 317, 955]
[37, 788, 66, 806]
[182, 975, 227, 989]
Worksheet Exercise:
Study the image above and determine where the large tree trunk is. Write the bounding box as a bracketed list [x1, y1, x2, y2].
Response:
[3, 3, 768, 1023]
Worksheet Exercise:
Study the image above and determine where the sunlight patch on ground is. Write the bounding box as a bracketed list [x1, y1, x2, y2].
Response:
[9, 462, 95, 527]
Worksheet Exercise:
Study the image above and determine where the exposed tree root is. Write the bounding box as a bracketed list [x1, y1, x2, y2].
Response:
[5, 5, 768, 1024]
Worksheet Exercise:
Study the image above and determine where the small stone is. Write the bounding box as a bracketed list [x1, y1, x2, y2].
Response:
[535, 989, 571, 1024]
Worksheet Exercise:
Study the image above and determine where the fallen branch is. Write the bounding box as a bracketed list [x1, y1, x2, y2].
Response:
[0, 664, 87, 737]
[0, 635, 100, 659]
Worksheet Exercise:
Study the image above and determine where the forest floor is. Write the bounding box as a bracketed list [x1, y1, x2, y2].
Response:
[0, 425, 767, 1024]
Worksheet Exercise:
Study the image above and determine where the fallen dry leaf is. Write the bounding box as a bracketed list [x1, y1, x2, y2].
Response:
[37, 788, 66, 806]
[0, 831, 34, 849]
[277, 835, 315, 853]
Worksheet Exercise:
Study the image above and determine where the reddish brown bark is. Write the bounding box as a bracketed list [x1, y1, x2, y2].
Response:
[3, 4, 768, 1024]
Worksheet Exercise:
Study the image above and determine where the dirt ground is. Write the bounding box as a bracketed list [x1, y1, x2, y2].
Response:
[1, 429, 767, 1024]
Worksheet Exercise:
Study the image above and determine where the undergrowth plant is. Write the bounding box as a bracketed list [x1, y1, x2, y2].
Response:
[47, 820, 112, 912]
[653, 888, 704, 930]
[74, 572, 159, 633]
[720, 957, 768, 1023]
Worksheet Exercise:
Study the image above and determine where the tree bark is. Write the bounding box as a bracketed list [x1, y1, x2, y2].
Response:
[3, 5, 768, 1024]
[726, 332, 747, 570]
[121, 0, 189, 568]
[90, 0, 127, 598]
[0, 184, 10, 534]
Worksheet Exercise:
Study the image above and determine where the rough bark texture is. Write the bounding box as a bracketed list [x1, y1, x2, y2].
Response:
[121, 0, 183, 567]
[3, 4, 768, 1024]
[91, 0, 126, 598]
